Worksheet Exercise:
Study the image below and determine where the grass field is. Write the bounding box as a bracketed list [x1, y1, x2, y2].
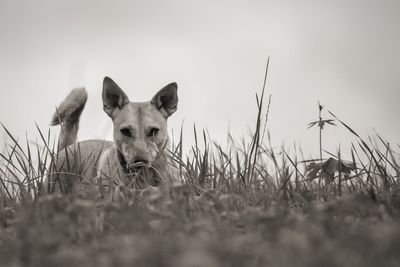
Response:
[1, 73, 399, 267]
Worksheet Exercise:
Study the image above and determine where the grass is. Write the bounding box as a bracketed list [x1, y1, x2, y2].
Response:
[1, 67, 400, 266]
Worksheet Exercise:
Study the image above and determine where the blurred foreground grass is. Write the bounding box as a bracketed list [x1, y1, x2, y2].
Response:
[0, 185, 400, 267]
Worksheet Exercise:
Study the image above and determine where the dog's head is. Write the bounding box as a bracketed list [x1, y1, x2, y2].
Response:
[102, 77, 178, 172]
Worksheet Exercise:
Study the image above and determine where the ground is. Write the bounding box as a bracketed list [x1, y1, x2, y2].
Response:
[1, 183, 400, 267]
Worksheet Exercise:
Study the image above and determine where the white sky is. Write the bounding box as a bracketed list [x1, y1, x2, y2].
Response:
[1, 0, 399, 158]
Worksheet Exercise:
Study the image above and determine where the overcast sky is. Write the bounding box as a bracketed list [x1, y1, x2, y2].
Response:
[1, 0, 399, 158]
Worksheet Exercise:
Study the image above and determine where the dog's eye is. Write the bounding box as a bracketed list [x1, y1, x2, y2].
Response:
[120, 128, 132, 137]
[147, 128, 159, 137]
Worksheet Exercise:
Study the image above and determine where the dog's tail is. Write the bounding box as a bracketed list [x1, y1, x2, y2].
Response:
[50, 87, 88, 150]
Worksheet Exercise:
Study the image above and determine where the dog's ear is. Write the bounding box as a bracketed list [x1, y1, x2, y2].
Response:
[151, 82, 178, 118]
[102, 76, 129, 118]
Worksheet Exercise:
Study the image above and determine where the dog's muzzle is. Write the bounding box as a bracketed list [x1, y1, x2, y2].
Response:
[117, 150, 149, 172]
[117, 150, 161, 187]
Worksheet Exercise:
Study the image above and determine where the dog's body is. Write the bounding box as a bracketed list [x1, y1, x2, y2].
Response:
[48, 77, 178, 196]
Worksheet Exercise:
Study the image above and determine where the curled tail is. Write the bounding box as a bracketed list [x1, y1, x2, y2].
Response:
[50, 87, 88, 150]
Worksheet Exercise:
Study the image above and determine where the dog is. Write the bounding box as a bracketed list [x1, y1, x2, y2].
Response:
[47, 77, 178, 197]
